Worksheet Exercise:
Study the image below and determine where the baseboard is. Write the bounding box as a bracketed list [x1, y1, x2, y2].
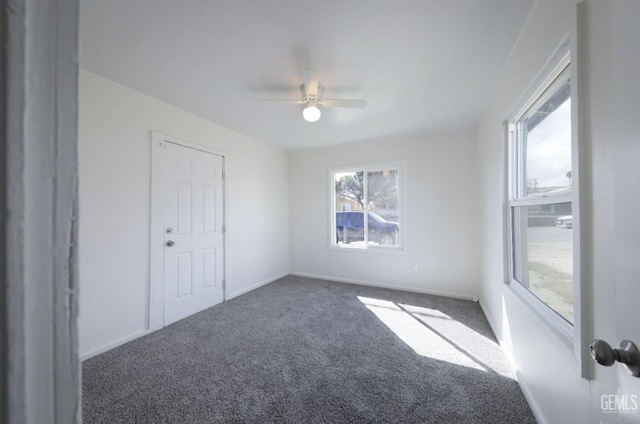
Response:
[479, 299, 517, 372]
[478, 299, 504, 345]
[514, 370, 548, 424]
[479, 299, 547, 424]
[289, 272, 476, 301]
[80, 328, 154, 361]
[226, 272, 288, 301]
[82, 273, 287, 360]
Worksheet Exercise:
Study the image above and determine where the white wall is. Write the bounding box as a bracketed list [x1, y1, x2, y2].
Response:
[477, 1, 639, 423]
[477, 1, 588, 422]
[289, 128, 481, 298]
[478, 0, 579, 339]
[78, 71, 290, 358]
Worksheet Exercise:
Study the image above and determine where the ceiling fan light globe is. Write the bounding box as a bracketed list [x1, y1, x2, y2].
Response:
[303, 105, 321, 122]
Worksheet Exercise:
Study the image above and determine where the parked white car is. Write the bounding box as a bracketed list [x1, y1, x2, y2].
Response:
[555, 215, 573, 228]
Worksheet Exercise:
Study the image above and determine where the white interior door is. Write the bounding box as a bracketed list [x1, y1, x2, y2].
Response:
[590, 4, 640, 422]
[160, 140, 224, 325]
[612, 2, 640, 420]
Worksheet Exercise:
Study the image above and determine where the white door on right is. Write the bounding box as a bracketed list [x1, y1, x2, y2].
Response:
[592, 3, 640, 422]
[612, 2, 640, 421]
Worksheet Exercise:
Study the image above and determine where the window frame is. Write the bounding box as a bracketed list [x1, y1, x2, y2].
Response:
[329, 161, 404, 252]
[504, 34, 586, 357]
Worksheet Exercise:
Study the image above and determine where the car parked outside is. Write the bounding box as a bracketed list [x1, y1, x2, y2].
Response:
[336, 211, 399, 245]
[555, 215, 573, 228]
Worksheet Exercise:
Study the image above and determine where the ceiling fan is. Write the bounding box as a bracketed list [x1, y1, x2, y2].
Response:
[258, 69, 367, 122]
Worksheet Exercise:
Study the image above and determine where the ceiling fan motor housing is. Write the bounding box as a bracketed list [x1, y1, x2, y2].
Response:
[302, 84, 324, 103]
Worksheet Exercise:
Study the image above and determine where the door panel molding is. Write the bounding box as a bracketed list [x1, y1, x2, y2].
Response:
[149, 131, 226, 330]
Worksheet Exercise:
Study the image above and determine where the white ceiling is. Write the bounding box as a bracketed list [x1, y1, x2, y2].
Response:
[80, 0, 534, 151]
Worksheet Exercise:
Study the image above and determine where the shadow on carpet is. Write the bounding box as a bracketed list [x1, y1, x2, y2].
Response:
[82, 276, 536, 423]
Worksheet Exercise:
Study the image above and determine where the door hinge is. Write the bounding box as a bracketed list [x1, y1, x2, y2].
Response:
[222, 169, 225, 179]
[222, 225, 226, 234]
[222, 279, 226, 289]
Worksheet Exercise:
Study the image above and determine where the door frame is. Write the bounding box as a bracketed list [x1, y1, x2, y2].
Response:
[2, 0, 80, 421]
[149, 131, 227, 330]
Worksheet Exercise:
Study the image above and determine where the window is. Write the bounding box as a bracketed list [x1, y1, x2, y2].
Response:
[508, 55, 575, 328]
[331, 162, 402, 250]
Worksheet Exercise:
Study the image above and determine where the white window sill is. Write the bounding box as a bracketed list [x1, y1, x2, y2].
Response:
[507, 279, 574, 351]
[329, 243, 406, 255]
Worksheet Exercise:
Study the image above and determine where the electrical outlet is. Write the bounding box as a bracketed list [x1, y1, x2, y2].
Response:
[412, 263, 419, 272]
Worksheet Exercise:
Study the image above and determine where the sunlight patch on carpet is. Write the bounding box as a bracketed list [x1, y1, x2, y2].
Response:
[399, 303, 514, 378]
[358, 296, 514, 378]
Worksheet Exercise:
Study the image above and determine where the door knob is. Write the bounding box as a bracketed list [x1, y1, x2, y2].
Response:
[590, 339, 640, 377]
[165, 240, 175, 247]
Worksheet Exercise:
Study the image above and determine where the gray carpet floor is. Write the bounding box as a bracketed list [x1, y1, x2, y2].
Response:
[82, 276, 537, 423]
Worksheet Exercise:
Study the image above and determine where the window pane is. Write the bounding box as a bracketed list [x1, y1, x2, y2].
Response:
[512, 203, 573, 323]
[335, 171, 364, 245]
[366, 170, 400, 246]
[333, 166, 402, 249]
[520, 78, 572, 197]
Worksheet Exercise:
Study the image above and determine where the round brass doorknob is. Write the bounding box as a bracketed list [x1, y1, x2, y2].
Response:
[165, 240, 175, 247]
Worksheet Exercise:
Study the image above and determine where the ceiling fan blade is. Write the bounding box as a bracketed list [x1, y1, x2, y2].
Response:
[257, 99, 305, 105]
[302, 69, 319, 97]
[321, 99, 367, 109]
